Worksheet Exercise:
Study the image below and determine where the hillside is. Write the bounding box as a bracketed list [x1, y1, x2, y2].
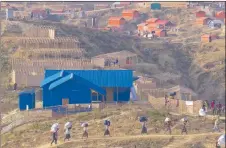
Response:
[2, 104, 225, 148]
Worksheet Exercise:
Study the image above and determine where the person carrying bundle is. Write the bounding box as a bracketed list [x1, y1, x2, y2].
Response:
[104, 119, 111, 136]
[139, 116, 148, 134]
[216, 134, 225, 148]
[50, 123, 59, 146]
[164, 115, 172, 135]
[81, 122, 88, 139]
[64, 121, 72, 142]
[181, 116, 189, 135]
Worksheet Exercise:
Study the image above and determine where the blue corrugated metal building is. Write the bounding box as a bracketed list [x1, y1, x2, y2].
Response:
[18, 89, 35, 110]
[41, 69, 134, 107]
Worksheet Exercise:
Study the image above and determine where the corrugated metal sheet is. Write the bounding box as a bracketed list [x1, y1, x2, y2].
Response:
[18, 89, 35, 110]
[49, 73, 106, 95]
[45, 70, 133, 87]
[40, 70, 64, 87]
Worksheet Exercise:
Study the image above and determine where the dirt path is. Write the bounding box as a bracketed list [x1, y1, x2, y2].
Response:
[37, 132, 222, 148]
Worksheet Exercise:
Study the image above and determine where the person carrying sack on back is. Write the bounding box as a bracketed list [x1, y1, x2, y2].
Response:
[81, 122, 88, 139]
[50, 123, 59, 146]
[164, 114, 172, 135]
[64, 122, 72, 142]
[181, 116, 189, 135]
[139, 116, 148, 134]
[104, 119, 111, 136]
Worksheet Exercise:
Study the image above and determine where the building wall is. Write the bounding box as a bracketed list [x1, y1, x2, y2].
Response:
[19, 92, 35, 110]
[92, 57, 105, 67]
[148, 94, 203, 115]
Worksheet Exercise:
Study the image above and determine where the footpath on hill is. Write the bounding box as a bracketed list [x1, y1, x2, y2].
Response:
[37, 132, 223, 148]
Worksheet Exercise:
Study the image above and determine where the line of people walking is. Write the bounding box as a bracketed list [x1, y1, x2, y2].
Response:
[49, 112, 223, 147]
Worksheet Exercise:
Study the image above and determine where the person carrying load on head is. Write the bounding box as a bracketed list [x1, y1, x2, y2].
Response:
[81, 122, 88, 139]
[139, 116, 148, 134]
[164, 114, 172, 135]
[216, 134, 225, 148]
[64, 121, 72, 142]
[181, 116, 189, 135]
[199, 107, 206, 122]
[104, 119, 111, 136]
[50, 123, 59, 146]
[213, 116, 221, 132]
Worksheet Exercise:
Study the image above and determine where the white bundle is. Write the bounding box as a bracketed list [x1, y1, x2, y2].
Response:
[51, 123, 59, 132]
[81, 122, 88, 127]
[181, 117, 188, 122]
[199, 108, 206, 116]
[165, 117, 171, 122]
[218, 134, 225, 147]
[64, 122, 72, 129]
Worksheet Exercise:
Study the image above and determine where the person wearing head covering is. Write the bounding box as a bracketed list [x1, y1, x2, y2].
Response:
[211, 100, 215, 115]
[50, 123, 59, 146]
[104, 120, 111, 136]
[216, 134, 225, 148]
[81, 122, 88, 139]
[181, 116, 189, 135]
[164, 114, 172, 135]
[64, 122, 72, 142]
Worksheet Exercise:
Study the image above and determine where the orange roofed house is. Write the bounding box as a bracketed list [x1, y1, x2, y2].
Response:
[196, 11, 206, 18]
[122, 10, 140, 20]
[215, 11, 225, 19]
[196, 17, 210, 25]
[108, 17, 126, 27]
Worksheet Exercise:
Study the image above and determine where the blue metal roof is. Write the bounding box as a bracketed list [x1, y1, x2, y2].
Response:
[49, 73, 106, 95]
[19, 89, 35, 95]
[40, 70, 64, 87]
[49, 73, 73, 90]
[45, 69, 133, 87]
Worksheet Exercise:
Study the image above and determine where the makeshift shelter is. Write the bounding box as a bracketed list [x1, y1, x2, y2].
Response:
[18, 89, 35, 110]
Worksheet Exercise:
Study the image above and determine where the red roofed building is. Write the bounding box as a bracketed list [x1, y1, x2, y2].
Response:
[196, 11, 206, 18]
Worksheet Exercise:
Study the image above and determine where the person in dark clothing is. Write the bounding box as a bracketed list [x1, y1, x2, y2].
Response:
[181, 118, 189, 135]
[216, 102, 222, 116]
[141, 121, 147, 134]
[104, 120, 111, 136]
[51, 129, 58, 146]
[164, 116, 172, 135]
[13, 83, 17, 91]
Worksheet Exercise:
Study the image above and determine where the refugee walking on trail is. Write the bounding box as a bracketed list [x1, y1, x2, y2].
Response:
[104, 119, 111, 136]
[213, 116, 221, 132]
[81, 122, 88, 139]
[50, 123, 59, 146]
[139, 116, 148, 134]
[64, 122, 72, 142]
[165, 95, 169, 107]
[181, 116, 189, 135]
[216, 102, 222, 116]
[164, 115, 172, 135]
